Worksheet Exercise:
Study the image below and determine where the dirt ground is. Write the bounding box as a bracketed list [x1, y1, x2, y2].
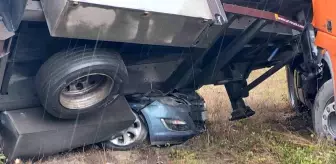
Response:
[32, 68, 336, 164]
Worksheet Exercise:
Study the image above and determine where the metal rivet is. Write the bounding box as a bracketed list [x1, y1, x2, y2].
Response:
[327, 107, 331, 113]
[142, 11, 150, 17]
[215, 15, 223, 24]
[72, 1, 79, 6]
[323, 115, 327, 120]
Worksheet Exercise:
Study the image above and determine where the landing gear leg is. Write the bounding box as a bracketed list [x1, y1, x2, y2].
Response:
[225, 81, 255, 121]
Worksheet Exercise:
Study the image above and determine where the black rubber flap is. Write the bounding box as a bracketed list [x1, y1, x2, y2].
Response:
[0, 95, 135, 160]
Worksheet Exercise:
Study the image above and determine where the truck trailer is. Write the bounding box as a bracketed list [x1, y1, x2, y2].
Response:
[2, 0, 334, 161]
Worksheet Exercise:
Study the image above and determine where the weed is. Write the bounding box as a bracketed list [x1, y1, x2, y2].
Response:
[169, 149, 199, 164]
[276, 143, 336, 164]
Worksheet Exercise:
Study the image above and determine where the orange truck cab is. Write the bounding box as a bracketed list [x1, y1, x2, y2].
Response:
[313, 0, 336, 92]
[288, 0, 336, 141]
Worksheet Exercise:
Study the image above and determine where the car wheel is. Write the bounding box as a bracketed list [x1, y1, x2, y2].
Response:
[35, 47, 128, 119]
[286, 65, 303, 112]
[313, 79, 336, 139]
[102, 114, 148, 150]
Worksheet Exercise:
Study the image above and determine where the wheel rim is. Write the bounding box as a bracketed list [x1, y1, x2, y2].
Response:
[110, 116, 143, 146]
[322, 102, 336, 139]
[59, 74, 114, 110]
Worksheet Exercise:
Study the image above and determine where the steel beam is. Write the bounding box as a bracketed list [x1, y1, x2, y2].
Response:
[0, 21, 14, 40]
[22, 0, 45, 22]
[222, 3, 304, 31]
[0, 0, 29, 31]
[195, 19, 268, 85]
[243, 51, 297, 92]
[164, 14, 237, 91]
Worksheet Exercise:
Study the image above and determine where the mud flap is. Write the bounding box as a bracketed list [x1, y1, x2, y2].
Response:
[0, 96, 135, 160]
[322, 52, 336, 97]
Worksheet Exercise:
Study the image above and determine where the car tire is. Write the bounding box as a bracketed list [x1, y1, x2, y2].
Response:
[102, 114, 148, 151]
[35, 47, 128, 119]
[312, 79, 336, 139]
[286, 65, 304, 112]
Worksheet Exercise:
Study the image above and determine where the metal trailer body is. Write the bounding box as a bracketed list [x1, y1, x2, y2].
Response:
[39, 0, 216, 48]
[0, 0, 314, 161]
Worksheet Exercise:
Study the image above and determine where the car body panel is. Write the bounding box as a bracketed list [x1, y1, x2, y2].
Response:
[138, 97, 205, 146]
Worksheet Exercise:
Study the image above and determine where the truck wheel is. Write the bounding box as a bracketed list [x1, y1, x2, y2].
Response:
[312, 79, 336, 139]
[286, 65, 303, 112]
[35, 48, 128, 119]
[102, 114, 148, 150]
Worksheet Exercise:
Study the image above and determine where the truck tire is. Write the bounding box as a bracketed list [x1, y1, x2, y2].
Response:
[312, 79, 336, 139]
[35, 48, 128, 119]
[286, 65, 303, 112]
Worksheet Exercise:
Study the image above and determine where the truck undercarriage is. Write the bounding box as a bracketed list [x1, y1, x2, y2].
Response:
[2, 0, 333, 161]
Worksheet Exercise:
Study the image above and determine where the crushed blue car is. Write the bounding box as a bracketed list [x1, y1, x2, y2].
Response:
[101, 92, 207, 149]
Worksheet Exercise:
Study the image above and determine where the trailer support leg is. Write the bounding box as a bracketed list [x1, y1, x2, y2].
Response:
[226, 51, 298, 121]
[225, 81, 255, 121]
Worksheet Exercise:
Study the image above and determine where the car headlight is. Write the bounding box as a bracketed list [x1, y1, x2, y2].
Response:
[161, 119, 189, 131]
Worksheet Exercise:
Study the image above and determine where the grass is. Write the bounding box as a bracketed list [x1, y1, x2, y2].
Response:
[26, 68, 336, 163]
